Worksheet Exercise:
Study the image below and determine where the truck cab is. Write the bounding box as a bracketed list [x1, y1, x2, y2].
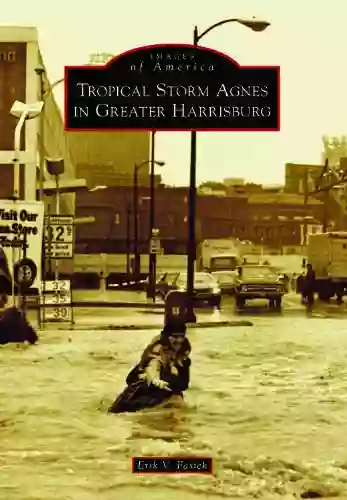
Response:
[209, 253, 239, 272]
[307, 231, 347, 302]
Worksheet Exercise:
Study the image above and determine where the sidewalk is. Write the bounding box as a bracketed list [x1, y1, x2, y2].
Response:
[284, 291, 347, 315]
[71, 289, 164, 308]
[38, 307, 253, 331]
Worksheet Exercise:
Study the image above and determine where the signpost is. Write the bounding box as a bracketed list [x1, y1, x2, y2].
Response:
[40, 279, 74, 325]
[150, 238, 162, 254]
[150, 229, 163, 254]
[44, 214, 74, 259]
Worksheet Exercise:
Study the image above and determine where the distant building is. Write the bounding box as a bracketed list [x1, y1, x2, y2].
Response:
[284, 161, 347, 230]
[67, 131, 151, 188]
[284, 162, 323, 194]
[0, 27, 75, 215]
[223, 178, 245, 186]
[75, 185, 324, 254]
[322, 135, 347, 167]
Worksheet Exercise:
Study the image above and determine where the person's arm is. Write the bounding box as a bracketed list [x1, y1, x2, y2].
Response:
[145, 357, 161, 382]
[144, 349, 171, 391]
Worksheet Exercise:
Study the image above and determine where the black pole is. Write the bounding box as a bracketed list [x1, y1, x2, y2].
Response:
[147, 131, 157, 300]
[133, 165, 140, 277]
[323, 190, 329, 232]
[126, 202, 131, 275]
[303, 169, 308, 247]
[185, 26, 199, 323]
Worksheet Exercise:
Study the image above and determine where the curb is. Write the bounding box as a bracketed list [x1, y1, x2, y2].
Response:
[45, 320, 253, 332]
[70, 301, 164, 309]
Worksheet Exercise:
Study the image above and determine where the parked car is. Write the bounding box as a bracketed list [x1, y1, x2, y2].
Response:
[234, 265, 285, 309]
[211, 270, 238, 295]
[155, 271, 221, 307]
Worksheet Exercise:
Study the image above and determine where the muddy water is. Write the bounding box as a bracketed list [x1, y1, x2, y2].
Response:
[1, 316, 347, 499]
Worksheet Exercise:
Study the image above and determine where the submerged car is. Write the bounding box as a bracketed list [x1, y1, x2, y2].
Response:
[156, 271, 221, 307]
[211, 270, 238, 295]
[234, 265, 285, 309]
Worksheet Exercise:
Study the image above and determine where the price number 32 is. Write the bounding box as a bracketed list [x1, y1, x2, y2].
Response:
[45, 225, 72, 242]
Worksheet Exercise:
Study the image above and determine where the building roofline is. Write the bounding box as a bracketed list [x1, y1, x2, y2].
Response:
[0, 26, 38, 42]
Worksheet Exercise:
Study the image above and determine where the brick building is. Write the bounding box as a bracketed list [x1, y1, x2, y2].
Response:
[75, 186, 324, 253]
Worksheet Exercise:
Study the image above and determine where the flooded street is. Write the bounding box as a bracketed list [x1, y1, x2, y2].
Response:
[2, 314, 347, 499]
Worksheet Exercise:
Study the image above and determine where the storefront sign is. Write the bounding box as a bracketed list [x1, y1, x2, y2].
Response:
[0, 200, 45, 290]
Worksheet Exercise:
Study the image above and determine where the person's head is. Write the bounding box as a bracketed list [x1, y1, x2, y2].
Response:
[307, 263, 312, 271]
[161, 317, 187, 352]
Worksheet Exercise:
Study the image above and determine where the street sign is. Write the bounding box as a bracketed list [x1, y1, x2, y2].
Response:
[44, 215, 74, 259]
[40, 280, 73, 324]
[150, 237, 162, 254]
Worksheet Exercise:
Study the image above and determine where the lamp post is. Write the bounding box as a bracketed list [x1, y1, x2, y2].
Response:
[126, 202, 132, 275]
[10, 100, 44, 201]
[9, 100, 44, 304]
[148, 131, 158, 300]
[35, 69, 64, 202]
[46, 158, 65, 281]
[133, 158, 164, 279]
[185, 17, 270, 322]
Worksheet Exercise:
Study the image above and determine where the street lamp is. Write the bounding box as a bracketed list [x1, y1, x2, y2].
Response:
[10, 100, 44, 200]
[185, 16, 270, 322]
[9, 100, 43, 303]
[133, 159, 165, 278]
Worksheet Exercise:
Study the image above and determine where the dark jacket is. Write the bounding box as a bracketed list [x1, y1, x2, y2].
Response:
[126, 335, 191, 393]
[0, 307, 38, 345]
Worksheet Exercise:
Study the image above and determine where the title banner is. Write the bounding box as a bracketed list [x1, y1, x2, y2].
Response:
[65, 44, 280, 131]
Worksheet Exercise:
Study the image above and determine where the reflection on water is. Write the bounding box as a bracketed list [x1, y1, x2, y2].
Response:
[129, 400, 194, 442]
[2, 318, 347, 499]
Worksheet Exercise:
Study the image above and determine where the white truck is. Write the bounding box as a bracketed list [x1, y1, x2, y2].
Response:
[307, 231, 347, 301]
[197, 238, 241, 272]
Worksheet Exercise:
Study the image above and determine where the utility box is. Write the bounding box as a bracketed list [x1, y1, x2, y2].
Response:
[165, 290, 188, 323]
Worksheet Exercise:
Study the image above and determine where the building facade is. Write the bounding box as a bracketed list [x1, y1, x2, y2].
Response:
[75, 186, 324, 254]
[0, 28, 39, 200]
[67, 131, 151, 188]
[0, 27, 76, 215]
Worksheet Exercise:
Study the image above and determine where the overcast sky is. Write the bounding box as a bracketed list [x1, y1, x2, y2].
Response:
[4, 0, 347, 186]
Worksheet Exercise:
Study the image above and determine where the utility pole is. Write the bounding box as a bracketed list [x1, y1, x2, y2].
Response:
[35, 68, 45, 202]
[322, 190, 329, 232]
[126, 203, 131, 275]
[303, 169, 309, 246]
[133, 165, 139, 278]
[185, 25, 199, 323]
[147, 131, 157, 301]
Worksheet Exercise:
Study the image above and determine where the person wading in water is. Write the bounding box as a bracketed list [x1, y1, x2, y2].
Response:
[303, 263, 316, 312]
[0, 245, 38, 345]
[108, 317, 191, 413]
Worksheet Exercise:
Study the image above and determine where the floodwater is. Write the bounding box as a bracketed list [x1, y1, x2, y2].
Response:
[2, 316, 347, 499]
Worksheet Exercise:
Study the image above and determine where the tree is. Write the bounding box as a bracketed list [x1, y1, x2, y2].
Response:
[199, 181, 226, 191]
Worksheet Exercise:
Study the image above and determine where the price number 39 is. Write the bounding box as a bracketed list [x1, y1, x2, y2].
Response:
[53, 307, 68, 319]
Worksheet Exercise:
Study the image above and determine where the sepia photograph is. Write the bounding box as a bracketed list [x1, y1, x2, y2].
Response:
[1, 0, 347, 499]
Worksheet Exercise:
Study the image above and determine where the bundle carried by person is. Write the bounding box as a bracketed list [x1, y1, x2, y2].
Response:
[108, 317, 191, 413]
